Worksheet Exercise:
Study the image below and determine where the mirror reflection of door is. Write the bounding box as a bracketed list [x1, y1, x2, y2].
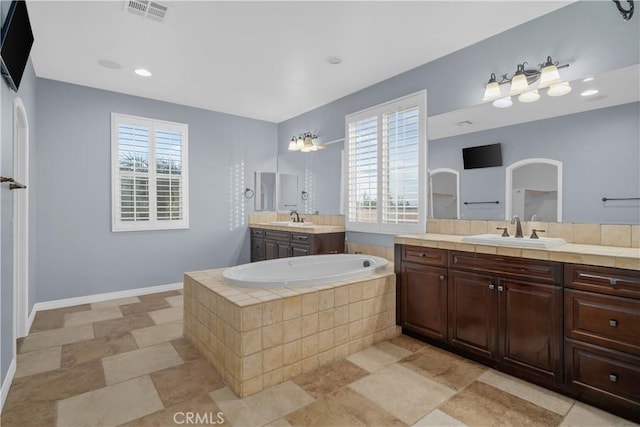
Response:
[255, 171, 276, 211]
[429, 168, 460, 219]
[278, 173, 298, 212]
[506, 159, 562, 222]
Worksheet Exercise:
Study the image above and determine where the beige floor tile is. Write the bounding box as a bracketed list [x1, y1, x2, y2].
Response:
[148, 306, 183, 324]
[91, 296, 141, 310]
[440, 381, 562, 427]
[20, 324, 94, 353]
[93, 312, 156, 338]
[165, 295, 183, 307]
[346, 341, 412, 373]
[286, 387, 404, 427]
[61, 333, 138, 367]
[102, 342, 184, 385]
[389, 335, 430, 353]
[171, 337, 203, 362]
[131, 320, 184, 347]
[479, 369, 574, 416]
[64, 306, 123, 327]
[560, 402, 638, 427]
[122, 393, 229, 426]
[265, 417, 294, 427]
[412, 409, 467, 427]
[15, 346, 61, 378]
[120, 297, 171, 316]
[349, 363, 455, 425]
[210, 381, 314, 426]
[29, 304, 91, 333]
[56, 375, 164, 426]
[150, 358, 225, 407]
[292, 358, 369, 399]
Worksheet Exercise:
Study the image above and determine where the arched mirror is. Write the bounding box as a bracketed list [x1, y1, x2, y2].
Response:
[429, 168, 460, 219]
[505, 158, 562, 222]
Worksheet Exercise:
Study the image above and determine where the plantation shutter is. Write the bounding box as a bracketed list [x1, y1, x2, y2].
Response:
[347, 115, 378, 224]
[112, 114, 189, 231]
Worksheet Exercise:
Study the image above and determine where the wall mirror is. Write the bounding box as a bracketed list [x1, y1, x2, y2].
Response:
[277, 142, 343, 214]
[277, 173, 298, 212]
[254, 171, 276, 211]
[505, 159, 562, 222]
[428, 64, 639, 224]
[429, 168, 460, 219]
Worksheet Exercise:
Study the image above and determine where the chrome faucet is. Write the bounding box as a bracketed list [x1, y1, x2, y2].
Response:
[290, 210, 301, 223]
[511, 215, 524, 238]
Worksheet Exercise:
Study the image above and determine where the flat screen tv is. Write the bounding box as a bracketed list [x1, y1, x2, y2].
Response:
[462, 143, 503, 170]
[1, 0, 34, 92]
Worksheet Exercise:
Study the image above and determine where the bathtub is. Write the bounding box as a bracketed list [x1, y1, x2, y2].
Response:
[222, 253, 389, 287]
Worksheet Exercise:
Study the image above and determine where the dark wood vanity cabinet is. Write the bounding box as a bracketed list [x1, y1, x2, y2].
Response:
[564, 264, 640, 421]
[448, 252, 563, 386]
[250, 228, 344, 262]
[397, 246, 448, 342]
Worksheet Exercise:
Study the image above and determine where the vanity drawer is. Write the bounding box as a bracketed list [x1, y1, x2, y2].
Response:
[566, 340, 640, 420]
[450, 251, 561, 283]
[291, 233, 311, 245]
[565, 264, 640, 299]
[565, 289, 640, 354]
[402, 246, 448, 267]
[250, 228, 264, 238]
[264, 230, 290, 242]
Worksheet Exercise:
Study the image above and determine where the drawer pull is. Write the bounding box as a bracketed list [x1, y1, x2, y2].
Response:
[576, 273, 640, 286]
[439, 275, 446, 281]
[609, 319, 618, 328]
[419, 253, 427, 257]
[488, 284, 495, 290]
[497, 285, 504, 292]
[609, 374, 618, 383]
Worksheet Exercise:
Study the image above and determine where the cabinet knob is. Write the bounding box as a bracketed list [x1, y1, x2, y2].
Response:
[419, 253, 427, 257]
[609, 319, 618, 328]
[497, 285, 504, 292]
[488, 284, 495, 290]
[609, 373, 618, 383]
[439, 275, 446, 280]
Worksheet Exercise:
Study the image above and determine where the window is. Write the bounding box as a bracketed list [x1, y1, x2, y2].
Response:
[111, 113, 189, 231]
[345, 91, 426, 234]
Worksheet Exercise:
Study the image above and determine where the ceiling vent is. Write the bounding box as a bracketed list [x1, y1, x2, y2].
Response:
[125, 0, 168, 22]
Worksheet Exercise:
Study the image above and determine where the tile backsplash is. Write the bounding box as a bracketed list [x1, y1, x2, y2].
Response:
[249, 213, 344, 226]
[427, 219, 639, 248]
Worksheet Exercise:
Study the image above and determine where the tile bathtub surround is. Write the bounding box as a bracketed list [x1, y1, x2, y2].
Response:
[427, 219, 640, 248]
[2, 290, 636, 427]
[183, 266, 399, 398]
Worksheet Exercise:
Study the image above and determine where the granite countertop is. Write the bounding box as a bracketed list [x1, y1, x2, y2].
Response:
[250, 222, 345, 234]
[394, 233, 640, 271]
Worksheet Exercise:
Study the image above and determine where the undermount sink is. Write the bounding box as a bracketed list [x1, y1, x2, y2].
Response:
[461, 233, 567, 249]
[268, 221, 314, 227]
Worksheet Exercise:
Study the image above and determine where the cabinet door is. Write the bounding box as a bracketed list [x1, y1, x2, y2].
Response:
[448, 270, 497, 359]
[401, 262, 448, 342]
[498, 279, 563, 384]
[265, 240, 278, 260]
[251, 238, 265, 262]
[277, 242, 291, 258]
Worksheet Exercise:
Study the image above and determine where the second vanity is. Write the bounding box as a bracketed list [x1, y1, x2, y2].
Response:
[394, 233, 640, 422]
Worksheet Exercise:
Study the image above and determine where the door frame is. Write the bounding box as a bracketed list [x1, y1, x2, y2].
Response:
[13, 97, 29, 343]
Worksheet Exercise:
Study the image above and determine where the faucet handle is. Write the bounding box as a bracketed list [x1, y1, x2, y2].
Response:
[530, 229, 546, 239]
[496, 227, 509, 237]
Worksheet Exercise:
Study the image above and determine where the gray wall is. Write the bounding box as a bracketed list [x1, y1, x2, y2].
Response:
[278, 1, 640, 246]
[34, 79, 277, 303]
[430, 102, 640, 224]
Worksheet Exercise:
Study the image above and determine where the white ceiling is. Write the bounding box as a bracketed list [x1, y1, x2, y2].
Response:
[28, 1, 572, 123]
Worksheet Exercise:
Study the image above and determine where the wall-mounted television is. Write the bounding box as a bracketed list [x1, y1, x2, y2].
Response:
[462, 143, 503, 170]
[1, 0, 34, 92]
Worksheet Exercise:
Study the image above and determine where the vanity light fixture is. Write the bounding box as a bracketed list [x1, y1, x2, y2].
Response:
[288, 132, 324, 152]
[482, 56, 570, 108]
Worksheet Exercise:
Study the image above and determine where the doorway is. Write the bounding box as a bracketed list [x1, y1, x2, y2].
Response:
[13, 98, 29, 340]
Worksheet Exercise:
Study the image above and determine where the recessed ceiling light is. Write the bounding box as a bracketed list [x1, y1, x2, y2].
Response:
[98, 59, 121, 70]
[582, 77, 594, 82]
[134, 68, 152, 77]
[326, 56, 342, 65]
[581, 89, 599, 97]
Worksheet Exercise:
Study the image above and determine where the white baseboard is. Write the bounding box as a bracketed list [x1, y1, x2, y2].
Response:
[30, 282, 183, 323]
[25, 307, 37, 338]
[0, 357, 16, 414]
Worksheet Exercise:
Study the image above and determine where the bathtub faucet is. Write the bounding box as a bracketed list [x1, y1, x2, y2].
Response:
[290, 210, 301, 223]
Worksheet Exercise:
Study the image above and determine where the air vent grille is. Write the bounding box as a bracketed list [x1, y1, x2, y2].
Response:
[126, 0, 168, 22]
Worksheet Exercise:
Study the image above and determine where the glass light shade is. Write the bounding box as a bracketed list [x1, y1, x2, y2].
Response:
[296, 137, 304, 150]
[492, 97, 513, 108]
[547, 81, 572, 97]
[482, 81, 502, 102]
[288, 137, 299, 151]
[518, 90, 540, 103]
[509, 73, 530, 96]
[538, 64, 561, 88]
